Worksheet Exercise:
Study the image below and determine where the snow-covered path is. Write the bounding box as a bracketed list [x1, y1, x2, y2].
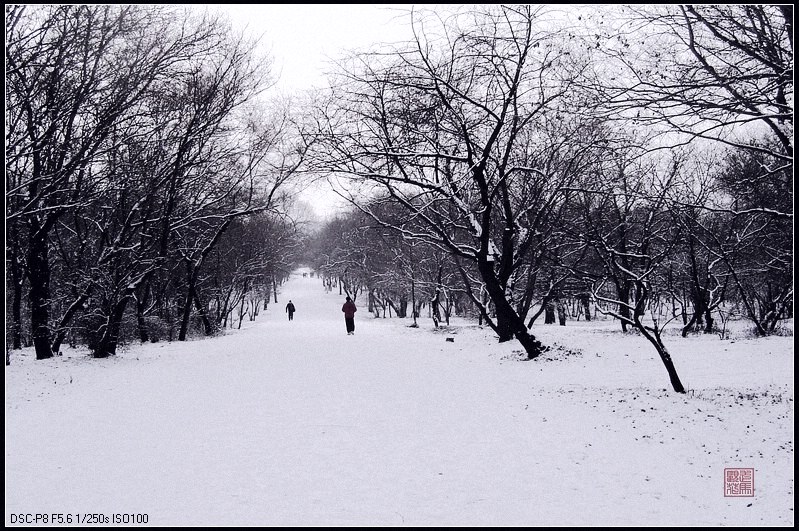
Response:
[5, 268, 794, 526]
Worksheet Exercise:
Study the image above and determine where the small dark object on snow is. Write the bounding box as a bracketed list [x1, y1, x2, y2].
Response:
[446, 337, 455, 342]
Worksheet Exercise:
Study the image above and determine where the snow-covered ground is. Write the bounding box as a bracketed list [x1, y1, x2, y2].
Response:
[5, 268, 794, 526]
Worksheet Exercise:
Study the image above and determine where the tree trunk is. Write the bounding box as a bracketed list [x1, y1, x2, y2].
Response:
[51, 287, 92, 354]
[219, 289, 232, 329]
[526, 298, 547, 328]
[478, 258, 545, 358]
[7, 218, 24, 349]
[178, 276, 194, 341]
[10, 273, 23, 349]
[249, 298, 259, 321]
[431, 289, 441, 328]
[682, 285, 708, 337]
[617, 281, 631, 332]
[136, 287, 150, 343]
[158, 296, 173, 341]
[637, 323, 686, 393]
[703, 305, 714, 333]
[194, 292, 215, 336]
[653, 340, 686, 393]
[180, 261, 215, 340]
[28, 234, 53, 359]
[410, 276, 418, 326]
[544, 298, 556, 324]
[633, 284, 646, 320]
[237, 297, 246, 329]
[94, 297, 130, 358]
[581, 294, 591, 321]
[557, 300, 567, 326]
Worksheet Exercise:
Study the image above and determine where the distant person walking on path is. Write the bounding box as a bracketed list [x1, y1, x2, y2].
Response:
[342, 296, 357, 335]
[286, 300, 296, 321]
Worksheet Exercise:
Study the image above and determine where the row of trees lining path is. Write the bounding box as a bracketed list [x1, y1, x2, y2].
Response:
[304, 5, 793, 394]
[6, 5, 309, 361]
[6, 5, 792, 394]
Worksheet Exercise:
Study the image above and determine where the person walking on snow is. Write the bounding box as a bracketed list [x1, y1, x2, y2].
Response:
[342, 296, 357, 335]
[286, 300, 296, 321]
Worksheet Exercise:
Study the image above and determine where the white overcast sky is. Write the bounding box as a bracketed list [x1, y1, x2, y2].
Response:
[196, 5, 428, 220]
[203, 4, 420, 93]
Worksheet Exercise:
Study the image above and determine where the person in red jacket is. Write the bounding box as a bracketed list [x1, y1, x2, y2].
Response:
[342, 296, 357, 335]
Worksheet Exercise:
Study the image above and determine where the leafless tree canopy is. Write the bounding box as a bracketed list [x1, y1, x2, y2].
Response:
[6, 5, 306, 359]
[6, 5, 792, 392]
[304, 4, 792, 392]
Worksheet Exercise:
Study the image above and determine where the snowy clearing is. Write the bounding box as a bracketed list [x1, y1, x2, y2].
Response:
[5, 268, 793, 526]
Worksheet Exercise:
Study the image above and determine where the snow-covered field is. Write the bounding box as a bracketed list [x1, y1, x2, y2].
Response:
[5, 268, 794, 526]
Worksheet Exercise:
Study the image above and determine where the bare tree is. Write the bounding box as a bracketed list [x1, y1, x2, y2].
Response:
[206, 213, 301, 331]
[312, 5, 611, 358]
[683, 146, 793, 336]
[597, 5, 792, 216]
[174, 101, 306, 342]
[5, 5, 232, 358]
[6, 5, 307, 358]
[574, 151, 688, 392]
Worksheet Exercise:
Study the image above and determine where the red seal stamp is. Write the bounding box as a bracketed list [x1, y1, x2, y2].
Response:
[724, 468, 754, 497]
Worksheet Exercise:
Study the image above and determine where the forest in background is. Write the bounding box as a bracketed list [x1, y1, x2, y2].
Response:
[6, 5, 792, 393]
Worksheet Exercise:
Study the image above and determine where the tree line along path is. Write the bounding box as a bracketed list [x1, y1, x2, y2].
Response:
[5, 267, 793, 526]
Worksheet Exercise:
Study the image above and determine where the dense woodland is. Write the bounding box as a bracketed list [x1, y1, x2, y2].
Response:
[5, 5, 793, 392]
[6, 5, 307, 360]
